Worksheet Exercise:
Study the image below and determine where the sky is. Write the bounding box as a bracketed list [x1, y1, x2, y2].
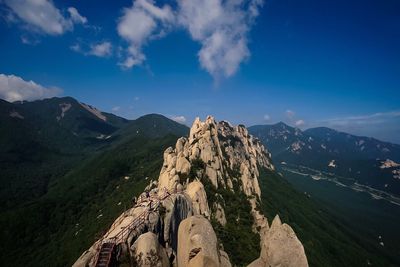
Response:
[0, 0, 399, 143]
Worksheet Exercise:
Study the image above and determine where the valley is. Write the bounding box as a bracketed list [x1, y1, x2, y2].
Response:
[279, 164, 400, 265]
[281, 163, 400, 206]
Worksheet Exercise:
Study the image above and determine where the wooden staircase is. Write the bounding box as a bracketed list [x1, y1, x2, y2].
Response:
[93, 188, 175, 267]
[95, 242, 116, 267]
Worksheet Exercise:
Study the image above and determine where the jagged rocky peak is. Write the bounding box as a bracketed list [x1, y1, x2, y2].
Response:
[159, 115, 274, 195]
[249, 215, 308, 267]
[158, 116, 275, 233]
[74, 116, 308, 267]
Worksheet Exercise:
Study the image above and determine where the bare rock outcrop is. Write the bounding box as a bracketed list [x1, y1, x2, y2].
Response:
[73, 116, 308, 267]
[157, 116, 274, 233]
[248, 215, 308, 267]
[186, 181, 210, 218]
[131, 232, 170, 267]
[161, 193, 194, 254]
[74, 189, 193, 267]
[177, 215, 230, 267]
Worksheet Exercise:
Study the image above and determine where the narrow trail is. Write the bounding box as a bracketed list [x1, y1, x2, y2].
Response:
[93, 188, 175, 267]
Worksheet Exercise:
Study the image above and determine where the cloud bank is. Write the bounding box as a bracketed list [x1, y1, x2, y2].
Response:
[117, 0, 174, 68]
[117, 0, 263, 78]
[0, 74, 62, 102]
[4, 0, 87, 35]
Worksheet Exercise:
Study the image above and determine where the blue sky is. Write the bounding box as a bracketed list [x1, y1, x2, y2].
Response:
[0, 0, 399, 143]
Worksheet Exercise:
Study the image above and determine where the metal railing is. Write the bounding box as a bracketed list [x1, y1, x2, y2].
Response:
[92, 187, 175, 266]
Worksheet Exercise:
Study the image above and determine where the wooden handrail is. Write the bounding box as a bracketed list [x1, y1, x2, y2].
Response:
[92, 187, 176, 267]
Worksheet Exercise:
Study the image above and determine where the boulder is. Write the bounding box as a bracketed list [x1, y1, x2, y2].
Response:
[131, 232, 170, 267]
[248, 215, 308, 267]
[162, 194, 194, 252]
[176, 156, 191, 176]
[186, 181, 210, 217]
[178, 215, 230, 267]
[175, 137, 187, 154]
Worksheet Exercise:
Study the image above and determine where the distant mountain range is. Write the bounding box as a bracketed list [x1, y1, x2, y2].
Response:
[0, 96, 190, 266]
[1, 96, 400, 266]
[3, 96, 399, 203]
[0, 97, 188, 208]
[249, 122, 400, 196]
[0, 96, 187, 152]
[3, 96, 399, 204]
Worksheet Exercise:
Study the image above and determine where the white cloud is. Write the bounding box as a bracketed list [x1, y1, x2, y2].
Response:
[20, 35, 39, 45]
[111, 106, 121, 112]
[89, 42, 112, 57]
[67, 7, 87, 25]
[0, 74, 62, 102]
[70, 43, 81, 52]
[171, 115, 186, 124]
[177, 0, 263, 78]
[116, 0, 263, 78]
[117, 0, 174, 68]
[263, 114, 270, 121]
[4, 0, 87, 35]
[286, 110, 295, 119]
[70, 41, 113, 58]
[134, 96, 140, 101]
[295, 119, 305, 126]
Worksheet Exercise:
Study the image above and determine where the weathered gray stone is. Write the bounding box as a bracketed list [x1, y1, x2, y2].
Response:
[131, 232, 170, 267]
[248, 215, 308, 267]
[177, 215, 224, 267]
[186, 181, 210, 217]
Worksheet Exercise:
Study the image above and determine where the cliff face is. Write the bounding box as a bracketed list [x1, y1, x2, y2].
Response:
[74, 116, 308, 267]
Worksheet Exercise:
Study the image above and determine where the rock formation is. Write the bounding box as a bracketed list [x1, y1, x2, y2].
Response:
[249, 215, 308, 267]
[177, 215, 226, 267]
[132, 232, 169, 267]
[74, 116, 308, 267]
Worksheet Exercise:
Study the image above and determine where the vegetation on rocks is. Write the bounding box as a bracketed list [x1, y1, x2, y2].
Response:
[189, 157, 260, 266]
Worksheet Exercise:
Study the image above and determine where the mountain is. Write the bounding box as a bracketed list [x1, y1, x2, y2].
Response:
[304, 127, 400, 161]
[249, 122, 400, 196]
[0, 97, 189, 209]
[114, 113, 189, 140]
[0, 97, 191, 267]
[249, 122, 400, 266]
[74, 116, 307, 267]
[1, 97, 188, 154]
[2, 99, 399, 266]
[73, 117, 395, 267]
[3, 97, 128, 150]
